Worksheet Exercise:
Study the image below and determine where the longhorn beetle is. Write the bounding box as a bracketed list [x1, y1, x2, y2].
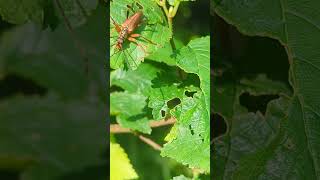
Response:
[110, 1, 157, 69]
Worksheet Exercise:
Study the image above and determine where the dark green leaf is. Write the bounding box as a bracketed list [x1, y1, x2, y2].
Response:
[0, 95, 106, 180]
[213, 0, 320, 178]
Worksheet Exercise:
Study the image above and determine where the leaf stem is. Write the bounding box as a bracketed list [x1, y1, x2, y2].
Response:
[138, 135, 162, 151]
[157, 0, 177, 51]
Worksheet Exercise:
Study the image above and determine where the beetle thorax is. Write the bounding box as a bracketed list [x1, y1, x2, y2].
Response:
[116, 27, 129, 49]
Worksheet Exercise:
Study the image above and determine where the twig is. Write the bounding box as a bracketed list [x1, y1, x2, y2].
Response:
[138, 135, 162, 151]
[149, 117, 176, 127]
[110, 117, 176, 133]
[110, 118, 176, 151]
[109, 124, 130, 133]
[54, 0, 89, 75]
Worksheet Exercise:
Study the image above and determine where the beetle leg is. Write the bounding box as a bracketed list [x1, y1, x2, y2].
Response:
[130, 33, 159, 46]
[123, 48, 138, 69]
[128, 37, 148, 55]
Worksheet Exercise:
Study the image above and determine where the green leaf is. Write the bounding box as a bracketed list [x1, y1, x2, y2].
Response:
[213, 97, 290, 179]
[110, 92, 146, 116]
[0, 95, 106, 180]
[146, 39, 184, 66]
[212, 70, 293, 179]
[110, 142, 138, 180]
[110, 0, 171, 70]
[213, 73, 291, 120]
[160, 36, 210, 172]
[212, 58, 294, 179]
[111, 91, 151, 134]
[161, 92, 210, 172]
[148, 85, 185, 120]
[176, 36, 210, 110]
[110, 62, 174, 134]
[213, 0, 320, 178]
[239, 74, 291, 96]
[110, 63, 161, 96]
[172, 175, 192, 180]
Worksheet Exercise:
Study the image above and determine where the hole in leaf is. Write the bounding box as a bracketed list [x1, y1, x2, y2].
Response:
[198, 134, 205, 142]
[167, 98, 181, 109]
[110, 116, 117, 123]
[212, 113, 227, 138]
[180, 73, 201, 88]
[110, 85, 124, 92]
[239, 92, 279, 115]
[161, 110, 166, 117]
[189, 124, 194, 135]
[212, 14, 291, 85]
[185, 91, 196, 97]
[0, 74, 47, 100]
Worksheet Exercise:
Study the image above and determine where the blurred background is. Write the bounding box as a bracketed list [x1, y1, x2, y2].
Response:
[0, 1, 108, 179]
[211, 12, 291, 139]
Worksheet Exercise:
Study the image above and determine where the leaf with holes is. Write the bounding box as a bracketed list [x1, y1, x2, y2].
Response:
[161, 91, 210, 172]
[148, 85, 185, 120]
[159, 36, 210, 172]
[213, 0, 320, 178]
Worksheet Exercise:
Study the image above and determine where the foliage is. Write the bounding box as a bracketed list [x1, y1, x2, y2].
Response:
[0, 0, 98, 27]
[110, 0, 210, 179]
[110, 142, 138, 180]
[0, 1, 107, 180]
[212, 0, 320, 179]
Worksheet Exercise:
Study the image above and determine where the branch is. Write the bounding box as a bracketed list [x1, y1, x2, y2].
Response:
[110, 117, 176, 133]
[138, 135, 162, 151]
[109, 118, 176, 151]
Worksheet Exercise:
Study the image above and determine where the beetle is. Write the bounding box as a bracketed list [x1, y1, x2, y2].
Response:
[110, 2, 157, 68]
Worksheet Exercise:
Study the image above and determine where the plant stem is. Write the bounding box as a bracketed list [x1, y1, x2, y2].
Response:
[110, 118, 176, 151]
[157, 0, 176, 51]
[169, 21, 176, 51]
[110, 117, 176, 133]
[138, 135, 162, 151]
